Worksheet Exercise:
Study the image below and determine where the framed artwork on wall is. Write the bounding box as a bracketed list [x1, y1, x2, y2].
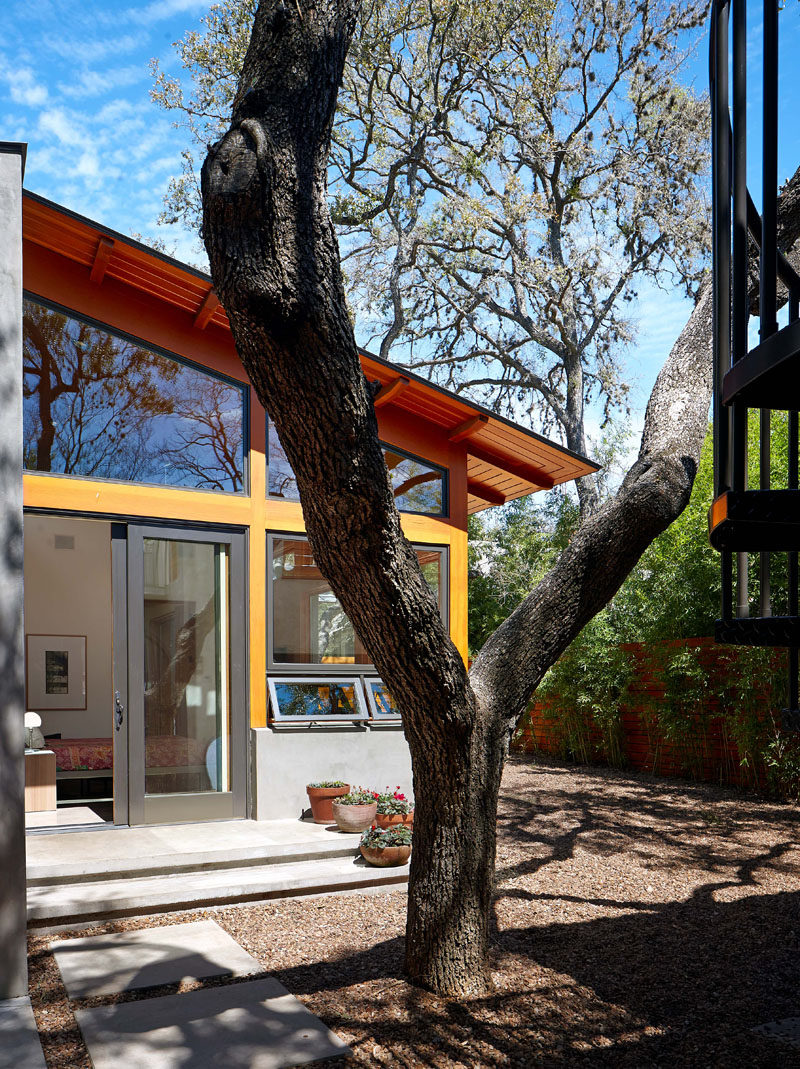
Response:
[26, 634, 87, 710]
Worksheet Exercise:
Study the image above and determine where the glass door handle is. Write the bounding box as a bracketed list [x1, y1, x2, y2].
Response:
[115, 691, 124, 732]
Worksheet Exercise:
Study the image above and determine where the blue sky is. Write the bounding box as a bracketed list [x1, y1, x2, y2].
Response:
[0, 0, 209, 263]
[2, 0, 798, 432]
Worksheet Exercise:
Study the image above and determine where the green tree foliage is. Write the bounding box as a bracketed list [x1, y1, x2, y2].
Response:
[492, 427, 800, 798]
[468, 492, 577, 653]
[608, 430, 719, 643]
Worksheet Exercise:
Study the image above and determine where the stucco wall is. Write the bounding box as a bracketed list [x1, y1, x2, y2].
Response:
[0, 144, 27, 999]
[251, 725, 413, 821]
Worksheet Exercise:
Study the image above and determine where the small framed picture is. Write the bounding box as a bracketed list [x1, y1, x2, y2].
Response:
[26, 634, 87, 710]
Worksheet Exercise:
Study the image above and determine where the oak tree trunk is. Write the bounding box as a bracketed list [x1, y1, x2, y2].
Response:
[201, 0, 800, 996]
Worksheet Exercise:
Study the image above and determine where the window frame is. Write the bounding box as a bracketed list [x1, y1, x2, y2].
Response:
[266, 420, 448, 518]
[364, 678, 401, 721]
[267, 675, 370, 723]
[266, 531, 449, 675]
[22, 292, 251, 495]
[379, 442, 449, 518]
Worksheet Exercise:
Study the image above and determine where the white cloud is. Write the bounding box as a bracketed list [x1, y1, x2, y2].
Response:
[72, 150, 100, 180]
[5, 66, 48, 107]
[59, 65, 144, 99]
[37, 107, 84, 146]
[128, 0, 209, 26]
[42, 32, 142, 65]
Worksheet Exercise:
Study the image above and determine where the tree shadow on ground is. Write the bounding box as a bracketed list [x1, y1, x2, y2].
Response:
[268, 881, 800, 1067]
[270, 760, 800, 1066]
[28, 758, 800, 1067]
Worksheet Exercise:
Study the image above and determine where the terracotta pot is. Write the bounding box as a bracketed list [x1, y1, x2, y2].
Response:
[332, 799, 377, 833]
[375, 811, 414, 830]
[306, 783, 350, 824]
[360, 843, 412, 867]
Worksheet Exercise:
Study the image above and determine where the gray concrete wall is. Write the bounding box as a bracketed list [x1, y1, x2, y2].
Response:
[251, 726, 413, 821]
[0, 144, 27, 998]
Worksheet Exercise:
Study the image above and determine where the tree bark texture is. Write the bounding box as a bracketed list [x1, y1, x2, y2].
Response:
[201, 0, 491, 995]
[201, 0, 799, 997]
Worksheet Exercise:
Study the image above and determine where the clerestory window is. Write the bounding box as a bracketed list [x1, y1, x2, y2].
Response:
[23, 297, 247, 493]
[267, 420, 447, 516]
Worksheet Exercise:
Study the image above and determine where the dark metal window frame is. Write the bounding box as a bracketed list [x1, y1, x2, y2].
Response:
[364, 678, 401, 721]
[265, 419, 449, 518]
[267, 676, 370, 723]
[266, 531, 449, 675]
[380, 441, 449, 518]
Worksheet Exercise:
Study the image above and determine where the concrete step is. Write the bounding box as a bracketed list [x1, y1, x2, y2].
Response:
[26, 818, 364, 885]
[28, 833, 363, 885]
[27, 854, 409, 925]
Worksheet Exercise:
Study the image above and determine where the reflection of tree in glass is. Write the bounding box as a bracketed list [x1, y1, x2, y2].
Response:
[23, 301, 175, 479]
[23, 301, 245, 491]
[372, 684, 397, 717]
[269, 426, 441, 514]
[145, 595, 216, 735]
[418, 556, 440, 605]
[157, 376, 244, 492]
[274, 683, 356, 718]
[316, 593, 354, 660]
[268, 421, 301, 499]
[384, 450, 441, 513]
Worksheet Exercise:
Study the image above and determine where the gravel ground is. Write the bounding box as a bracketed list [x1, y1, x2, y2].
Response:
[28, 755, 800, 1067]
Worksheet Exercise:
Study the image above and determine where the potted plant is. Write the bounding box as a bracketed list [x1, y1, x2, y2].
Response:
[331, 787, 379, 833]
[375, 786, 414, 830]
[306, 780, 349, 824]
[359, 824, 412, 867]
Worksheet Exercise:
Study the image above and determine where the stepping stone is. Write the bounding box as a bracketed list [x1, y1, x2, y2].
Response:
[753, 1018, 800, 1048]
[0, 996, 47, 1069]
[74, 977, 350, 1068]
[52, 920, 260, 999]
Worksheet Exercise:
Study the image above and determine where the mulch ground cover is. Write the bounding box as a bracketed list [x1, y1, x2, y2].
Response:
[28, 755, 800, 1067]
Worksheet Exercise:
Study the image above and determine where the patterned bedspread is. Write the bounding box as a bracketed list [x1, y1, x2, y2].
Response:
[52, 736, 208, 772]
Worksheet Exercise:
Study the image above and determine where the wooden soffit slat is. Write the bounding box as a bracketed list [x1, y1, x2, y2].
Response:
[467, 442, 555, 490]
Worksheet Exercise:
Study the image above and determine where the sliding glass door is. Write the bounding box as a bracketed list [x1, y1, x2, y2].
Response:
[124, 524, 246, 824]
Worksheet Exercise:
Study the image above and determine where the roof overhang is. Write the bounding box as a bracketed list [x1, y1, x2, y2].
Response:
[22, 190, 599, 512]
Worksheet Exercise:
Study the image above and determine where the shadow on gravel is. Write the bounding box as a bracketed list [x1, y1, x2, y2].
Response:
[271, 761, 800, 1066]
[264, 877, 800, 1067]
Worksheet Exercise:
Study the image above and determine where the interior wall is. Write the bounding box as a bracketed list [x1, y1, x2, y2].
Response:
[23, 514, 112, 739]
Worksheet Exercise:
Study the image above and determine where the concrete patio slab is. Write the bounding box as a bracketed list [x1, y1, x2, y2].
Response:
[27, 818, 361, 883]
[0, 996, 47, 1069]
[26, 806, 106, 830]
[74, 977, 350, 1068]
[52, 920, 261, 999]
[29, 852, 409, 924]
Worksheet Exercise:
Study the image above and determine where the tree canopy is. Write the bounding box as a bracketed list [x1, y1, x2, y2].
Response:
[153, 0, 710, 513]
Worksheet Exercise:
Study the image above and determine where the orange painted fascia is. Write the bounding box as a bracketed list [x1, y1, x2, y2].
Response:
[24, 241, 243, 386]
[22, 190, 596, 512]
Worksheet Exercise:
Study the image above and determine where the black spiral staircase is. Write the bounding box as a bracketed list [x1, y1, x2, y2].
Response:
[709, 0, 800, 727]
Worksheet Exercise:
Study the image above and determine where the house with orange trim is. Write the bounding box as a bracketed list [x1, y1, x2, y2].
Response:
[0, 141, 595, 994]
